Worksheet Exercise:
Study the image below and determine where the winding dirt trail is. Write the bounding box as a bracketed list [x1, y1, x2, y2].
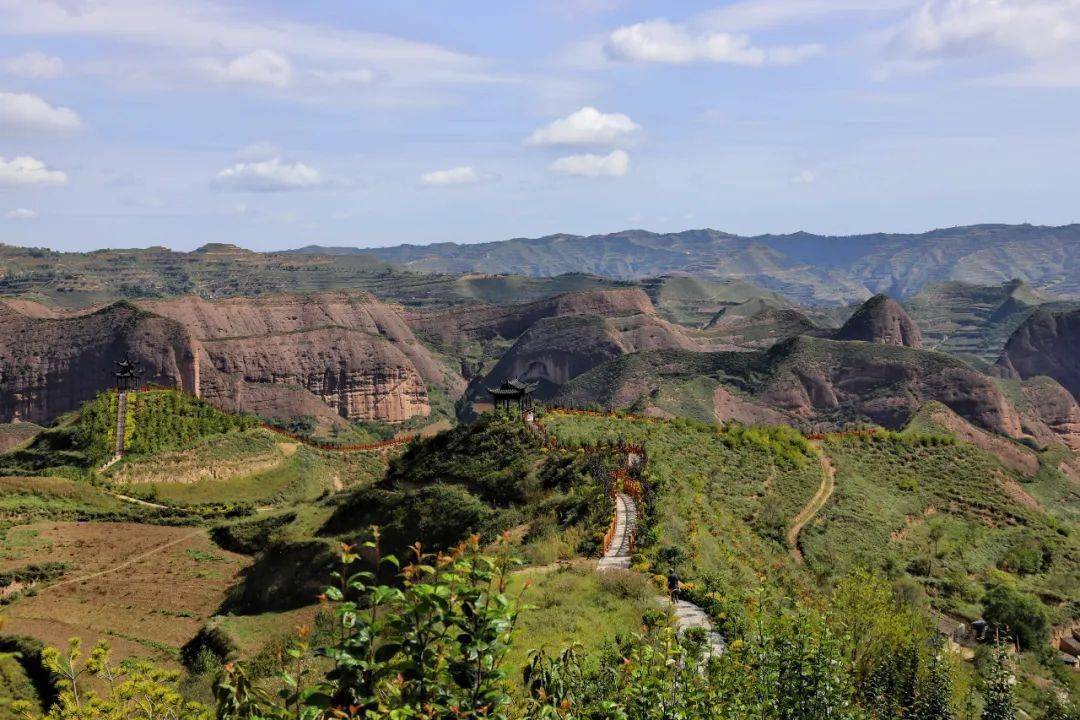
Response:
[40, 529, 204, 593]
[787, 446, 836, 565]
[104, 489, 169, 510]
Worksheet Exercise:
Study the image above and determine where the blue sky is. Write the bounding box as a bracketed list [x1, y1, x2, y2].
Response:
[2, 0, 1080, 251]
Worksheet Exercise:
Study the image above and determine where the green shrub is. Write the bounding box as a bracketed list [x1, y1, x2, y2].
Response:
[982, 582, 1050, 650]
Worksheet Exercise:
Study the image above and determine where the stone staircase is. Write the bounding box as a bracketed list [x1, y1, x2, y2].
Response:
[597, 492, 636, 571]
[99, 391, 129, 472]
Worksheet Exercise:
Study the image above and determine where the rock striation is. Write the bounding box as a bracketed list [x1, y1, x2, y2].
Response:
[834, 294, 923, 347]
[997, 308, 1080, 400]
[465, 290, 697, 403]
[0, 292, 463, 426]
[0, 301, 199, 423]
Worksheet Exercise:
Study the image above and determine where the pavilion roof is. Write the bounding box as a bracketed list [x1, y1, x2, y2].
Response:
[487, 378, 537, 396]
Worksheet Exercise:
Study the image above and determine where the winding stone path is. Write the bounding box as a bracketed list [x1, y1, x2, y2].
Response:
[597, 492, 635, 570]
[596, 489, 725, 656]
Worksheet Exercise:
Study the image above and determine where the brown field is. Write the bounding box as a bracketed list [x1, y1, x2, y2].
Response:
[0, 522, 250, 664]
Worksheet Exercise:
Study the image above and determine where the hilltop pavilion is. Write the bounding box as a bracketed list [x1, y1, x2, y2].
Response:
[488, 378, 537, 413]
[113, 358, 144, 391]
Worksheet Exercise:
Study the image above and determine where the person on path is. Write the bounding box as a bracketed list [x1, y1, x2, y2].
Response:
[667, 565, 680, 604]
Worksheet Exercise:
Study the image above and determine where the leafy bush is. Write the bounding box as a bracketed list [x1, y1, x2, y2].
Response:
[998, 535, 1053, 576]
[982, 582, 1050, 650]
[211, 512, 297, 554]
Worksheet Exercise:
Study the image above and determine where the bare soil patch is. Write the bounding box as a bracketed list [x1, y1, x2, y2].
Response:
[0, 522, 250, 663]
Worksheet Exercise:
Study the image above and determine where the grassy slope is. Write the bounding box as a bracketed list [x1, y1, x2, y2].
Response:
[110, 430, 386, 507]
[0, 425, 43, 455]
[806, 432, 1079, 621]
[541, 412, 820, 591]
[504, 564, 654, 680]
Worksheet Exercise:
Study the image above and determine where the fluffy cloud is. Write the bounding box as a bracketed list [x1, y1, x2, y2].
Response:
[890, 0, 1062, 58]
[884, 0, 1080, 84]
[209, 49, 294, 87]
[0, 156, 68, 187]
[2, 51, 65, 78]
[791, 169, 816, 184]
[5, 207, 38, 219]
[549, 149, 630, 177]
[527, 106, 641, 146]
[605, 19, 822, 65]
[0, 92, 83, 134]
[420, 166, 491, 186]
[213, 157, 323, 191]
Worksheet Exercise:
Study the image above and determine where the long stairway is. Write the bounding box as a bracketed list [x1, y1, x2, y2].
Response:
[114, 391, 128, 455]
[99, 392, 128, 472]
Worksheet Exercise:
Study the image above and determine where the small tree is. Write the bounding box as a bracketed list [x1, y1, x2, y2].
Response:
[980, 643, 1016, 720]
[982, 582, 1049, 651]
[14, 638, 210, 720]
[215, 529, 523, 719]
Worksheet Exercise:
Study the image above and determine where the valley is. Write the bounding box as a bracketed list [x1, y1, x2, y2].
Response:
[1, 234, 1079, 717]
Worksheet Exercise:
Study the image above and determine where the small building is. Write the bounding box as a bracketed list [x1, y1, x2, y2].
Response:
[488, 378, 537, 413]
[113, 358, 144, 392]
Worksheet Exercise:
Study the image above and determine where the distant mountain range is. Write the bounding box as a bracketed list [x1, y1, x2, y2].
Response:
[289, 223, 1080, 306]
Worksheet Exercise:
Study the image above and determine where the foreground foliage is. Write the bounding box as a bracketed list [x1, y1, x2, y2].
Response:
[15, 539, 1049, 719]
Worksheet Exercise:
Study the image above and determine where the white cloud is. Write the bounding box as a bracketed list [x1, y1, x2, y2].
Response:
[5, 207, 38, 219]
[527, 106, 641, 146]
[2, 51, 65, 78]
[0, 0, 499, 88]
[213, 157, 323, 192]
[0, 156, 68, 187]
[605, 18, 822, 65]
[0, 92, 83, 134]
[883, 0, 1080, 84]
[420, 166, 492, 186]
[310, 68, 376, 85]
[208, 49, 294, 87]
[791, 169, 816, 184]
[549, 149, 630, 177]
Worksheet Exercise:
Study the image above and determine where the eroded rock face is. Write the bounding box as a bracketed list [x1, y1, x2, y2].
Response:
[137, 293, 463, 425]
[835, 294, 923, 347]
[473, 292, 697, 401]
[0, 302, 200, 423]
[408, 288, 661, 350]
[997, 308, 1080, 400]
[0, 292, 463, 425]
[758, 337, 1021, 435]
[197, 327, 430, 423]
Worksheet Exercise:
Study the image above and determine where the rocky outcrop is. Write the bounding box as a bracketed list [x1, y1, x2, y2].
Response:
[556, 337, 1036, 438]
[700, 298, 822, 350]
[996, 308, 1080, 400]
[137, 293, 463, 425]
[0, 301, 200, 423]
[834, 294, 923, 347]
[408, 288, 660, 351]
[0, 292, 463, 426]
[760, 337, 1017, 434]
[470, 291, 697, 403]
